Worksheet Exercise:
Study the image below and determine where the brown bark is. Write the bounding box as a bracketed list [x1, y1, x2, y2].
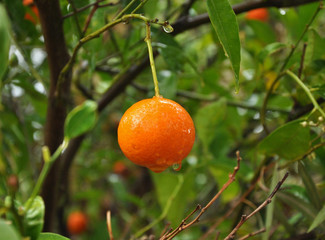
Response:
[34, 0, 71, 232]
[172, 0, 319, 35]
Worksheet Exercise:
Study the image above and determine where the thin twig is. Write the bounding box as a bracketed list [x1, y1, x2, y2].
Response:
[82, 2, 99, 35]
[131, 0, 149, 14]
[286, 70, 325, 118]
[131, 83, 290, 114]
[215, 231, 220, 240]
[279, 142, 325, 169]
[56, 14, 168, 96]
[200, 163, 274, 240]
[298, 42, 308, 78]
[199, 175, 261, 240]
[67, 0, 83, 37]
[113, 0, 138, 20]
[107, 211, 114, 240]
[238, 228, 266, 240]
[62, 0, 115, 19]
[260, 2, 322, 133]
[134, 175, 184, 238]
[161, 151, 242, 240]
[224, 172, 289, 240]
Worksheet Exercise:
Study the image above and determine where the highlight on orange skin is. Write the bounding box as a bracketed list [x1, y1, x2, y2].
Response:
[245, 8, 269, 22]
[23, 0, 39, 24]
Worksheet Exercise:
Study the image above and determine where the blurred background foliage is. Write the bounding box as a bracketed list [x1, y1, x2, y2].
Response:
[1, 0, 325, 239]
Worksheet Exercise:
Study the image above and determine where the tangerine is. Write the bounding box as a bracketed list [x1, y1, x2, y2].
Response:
[23, 0, 39, 24]
[245, 8, 269, 22]
[113, 160, 129, 177]
[117, 96, 195, 173]
[67, 211, 87, 235]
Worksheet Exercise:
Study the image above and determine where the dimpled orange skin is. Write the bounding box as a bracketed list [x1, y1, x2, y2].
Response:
[246, 8, 269, 22]
[118, 96, 195, 173]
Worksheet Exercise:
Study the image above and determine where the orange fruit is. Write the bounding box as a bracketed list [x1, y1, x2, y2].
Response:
[245, 8, 269, 22]
[117, 96, 195, 173]
[23, 0, 39, 24]
[67, 211, 87, 235]
[113, 161, 129, 177]
[23, 0, 33, 5]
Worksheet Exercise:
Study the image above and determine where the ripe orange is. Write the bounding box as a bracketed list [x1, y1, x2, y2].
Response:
[23, 0, 39, 24]
[245, 8, 269, 22]
[67, 211, 87, 235]
[113, 160, 129, 177]
[117, 96, 195, 173]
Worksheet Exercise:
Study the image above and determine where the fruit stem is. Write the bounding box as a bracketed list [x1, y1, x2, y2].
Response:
[144, 22, 160, 97]
[286, 70, 325, 119]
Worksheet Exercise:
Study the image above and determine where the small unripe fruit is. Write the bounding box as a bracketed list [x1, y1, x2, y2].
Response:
[7, 174, 19, 192]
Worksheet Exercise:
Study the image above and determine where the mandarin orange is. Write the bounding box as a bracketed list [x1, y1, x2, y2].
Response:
[246, 8, 269, 22]
[117, 96, 195, 173]
[67, 211, 87, 235]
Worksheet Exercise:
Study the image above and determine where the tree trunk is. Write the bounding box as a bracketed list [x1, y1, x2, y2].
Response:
[35, 0, 71, 232]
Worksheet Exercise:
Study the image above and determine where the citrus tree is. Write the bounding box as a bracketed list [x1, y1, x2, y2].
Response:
[1, 0, 325, 239]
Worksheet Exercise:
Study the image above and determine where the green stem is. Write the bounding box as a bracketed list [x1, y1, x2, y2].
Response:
[134, 175, 184, 238]
[260, 2, 322, 133]
[280, 4, 321, 73]
[25, 139, 69, 211]
[67, 0, 83, 38]
[56, 14, 166, 95]
[286, 70, 325, 118]
[144, 22, 160, 97]
[114, 0, 138, 20]
[131, 0, 149, 14]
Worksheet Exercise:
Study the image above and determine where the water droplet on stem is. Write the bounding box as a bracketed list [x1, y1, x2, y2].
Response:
[163, 24, 174, 33]
[172, 163, 182, 171]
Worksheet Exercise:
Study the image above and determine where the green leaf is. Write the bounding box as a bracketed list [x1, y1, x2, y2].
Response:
[152, 172, 194, 225]
[277, 192, 317, 221]
[64, 100, 98, 139]
[154, 29, 200, 77]
[298, 161, 322, 210]
[306, 29, 325, 65]
[258, 42, 287, 62]
[24, 196, 45, 240]
[314, 84, 325, 98]
[194, 98, 227, 149]
[308, 204, 325, 232]
[206, 0, 241, 90]
[157, 71, 177, 99]
[248, 20, 276, 44]
[209, 166, 239, 202]
[258, 120, 310, 159]
[38, 232, 70, 240]
[0, 4, 11, 80]
[0, 219, 21, 240]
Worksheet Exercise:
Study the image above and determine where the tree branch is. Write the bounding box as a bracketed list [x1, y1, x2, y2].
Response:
[224, 172, 289, 240]
[172, 0, 319, 35]
[160, 152, 242, 240]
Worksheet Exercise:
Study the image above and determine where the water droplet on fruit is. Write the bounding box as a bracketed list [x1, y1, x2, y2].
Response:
[172, 163, 182, 171]
[163, 24, 174, 33]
